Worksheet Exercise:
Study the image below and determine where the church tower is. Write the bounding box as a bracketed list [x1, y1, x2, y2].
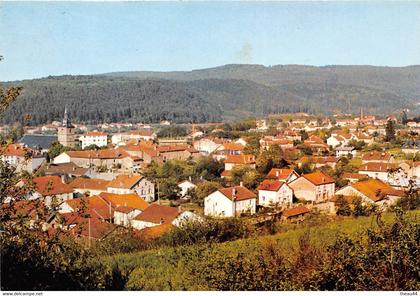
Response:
[57, 107, 76, 148]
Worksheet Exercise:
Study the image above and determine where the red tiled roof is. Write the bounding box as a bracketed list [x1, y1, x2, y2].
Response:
[69, 178, 109, 191]
[129, 130, 155, 137]
[220, 142, 245, 151]
[224, 154, 256, 164]
[66, 148, 129, 159]
[107, 174, 143, 189]
[266, 168, 297, 180]
[362, 151, 392, 161]
[85, 131, 107, 137]
[298, 156, 340, 164]
[351, 179, 405, 202]
[358, 162, 398, 172]
[71, 218, 116, 240]
[283, 205, 310, 218]
[33, 176, 73, 196]
[133, 204, 180, 224]
[65, 196, 113, 220]
[219, 186, 256, 201]
[257, 179, 285, 191]
[3, 144, 29, 157]
[134, 223, 175, 240]
[99, 192, 149, 211]
[342, 172, 366, 180]
[302, 171, 335, 185]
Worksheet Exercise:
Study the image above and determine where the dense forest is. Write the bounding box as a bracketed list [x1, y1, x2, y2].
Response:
[2, 64, 419, 125]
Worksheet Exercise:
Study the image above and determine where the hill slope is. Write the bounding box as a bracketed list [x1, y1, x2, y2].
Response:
[2, 64, 420, 125]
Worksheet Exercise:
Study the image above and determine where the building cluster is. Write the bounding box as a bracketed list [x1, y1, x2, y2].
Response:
[1, 110, 419, 241]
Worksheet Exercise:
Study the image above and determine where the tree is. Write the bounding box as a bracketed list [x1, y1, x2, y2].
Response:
[335, 195, 351, 216]
[385, 120, 396, 142]
[190, 181, 222, 206]
[401, 110, 408, 125]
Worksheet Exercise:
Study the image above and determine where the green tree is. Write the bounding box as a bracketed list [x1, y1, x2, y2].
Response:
[385, 120, 396, 142]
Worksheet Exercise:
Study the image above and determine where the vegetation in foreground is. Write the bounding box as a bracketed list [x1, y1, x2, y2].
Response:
[104, 209, 420, 291]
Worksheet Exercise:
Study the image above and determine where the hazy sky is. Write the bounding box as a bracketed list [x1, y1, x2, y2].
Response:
[1, 1, 419, 81]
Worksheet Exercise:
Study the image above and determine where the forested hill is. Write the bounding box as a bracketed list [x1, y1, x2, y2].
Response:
[2, 64, 420, 125]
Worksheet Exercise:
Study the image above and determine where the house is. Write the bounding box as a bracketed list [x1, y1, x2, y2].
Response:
[193, 137, 224, 155]
[259, 136, 294, 151]
[213, 142, 245, 160]
[128, 129, 157, 141]
[335, 179, 405, 207]
[297, 156, 341, 169]
[352, 132, 374, 144]
[303, 135, 329, 153]
[335, 146, 356, 158]
[1, 144, 45, 173]
[44, 163, 88, 181]
[358, 162, 399, 183]
[281, 205, 310, 222]
[235, 138, 248, 147]
[224, 154, 256, 171]
[342, 172, 367, 183]
[157, 145, 200, 162]
[131, 204, 199, 230]
[53, 148, 130, 170]
[266, 168, 299, 183]
[59, 195, 113, 221]
[204, 185, 257, 217]
[134, 223, 175, 240]
[257, 179, 293, 207]
[177, 177, 204, 197]
[100, 192, 149, 227]
[288, 171, 335, 202]
[70, 178, 110, 197]
[106, 174, 155, 202]
[327, 132, 352, 148]
[79, 131, 108, 149]
[30, 176, 74, 206]
[361, 151, 394, 164]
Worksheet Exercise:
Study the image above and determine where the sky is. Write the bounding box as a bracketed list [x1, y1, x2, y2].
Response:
[0, 1, 419, 81]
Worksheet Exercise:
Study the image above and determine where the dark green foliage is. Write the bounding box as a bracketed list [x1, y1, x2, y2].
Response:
[3, 64, 419, 125]
[385, 120, 396, 142]
[335, 195, 352, 216]
[157, 125, 188, 138]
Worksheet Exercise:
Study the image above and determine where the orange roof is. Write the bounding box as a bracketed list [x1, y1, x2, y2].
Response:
[33, 176, 73, 196]
[358, 162, 398, 172]
[99, 192, 148, 211]
[351, 179, 405, 202]
[85, 131, 107, 137]
[156, 145, 197, 153]
[267, 168, 297, 180]
[133, 204, 180, 224]
[257, 179, 286, 191]
[65, 196, 113, 220]
[220, 170, 232, 177]
[107, 174, 143, 189]
[129, 130, 155, 137]
[342, 172, 366, 180]
[69, 178, 109, 191]
[224, 154, 256, 164]
[298, 156, 340, 164]
[283, 205, 310, 218]
[66, 148, 129, 159]
[221, 143, 245, 151]
[134, 223, 175, 240]
[302, 171, 335, 185]
[3, 144, 30, 157]
[219, 186, 256, 201]
[362, 151, 392, 162]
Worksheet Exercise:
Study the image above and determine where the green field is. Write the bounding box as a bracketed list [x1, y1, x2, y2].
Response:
[105, 210, 420, 290]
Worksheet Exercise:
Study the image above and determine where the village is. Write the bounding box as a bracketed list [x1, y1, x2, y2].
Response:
[1, 108, 419, 244]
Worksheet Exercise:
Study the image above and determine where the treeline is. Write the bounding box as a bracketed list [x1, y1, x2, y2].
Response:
[2, 65, 418, 125]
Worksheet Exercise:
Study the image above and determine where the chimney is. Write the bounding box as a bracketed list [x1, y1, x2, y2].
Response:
[276, 171, 279, 177]
[160, 218, 164, 224]
[239, 181, 243, 187]
[189, 176, 192, 182]
[178, 205, 182, 213]
[232, 188, 237, 198]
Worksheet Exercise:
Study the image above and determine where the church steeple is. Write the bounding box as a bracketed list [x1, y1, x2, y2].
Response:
[62, 107, 74, 128]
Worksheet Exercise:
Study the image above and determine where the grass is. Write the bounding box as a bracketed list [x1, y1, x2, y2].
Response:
[104, 209, 420, 290]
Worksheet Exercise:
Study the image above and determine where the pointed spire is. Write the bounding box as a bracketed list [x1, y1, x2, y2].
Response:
[62, 106, 74, 128]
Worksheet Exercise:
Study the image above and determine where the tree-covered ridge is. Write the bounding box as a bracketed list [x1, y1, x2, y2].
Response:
[2, 64, 420, 125]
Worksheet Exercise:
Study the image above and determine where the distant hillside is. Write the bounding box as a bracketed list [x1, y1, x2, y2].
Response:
[2, 64, 420, 125]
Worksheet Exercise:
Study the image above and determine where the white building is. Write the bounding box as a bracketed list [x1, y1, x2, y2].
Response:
[79, 132, 108, 149]
[335, 146, 356, 158]
[288, 171, 335, 203]
[257, 179, 293, 207]
[204, 185, 257, 217]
